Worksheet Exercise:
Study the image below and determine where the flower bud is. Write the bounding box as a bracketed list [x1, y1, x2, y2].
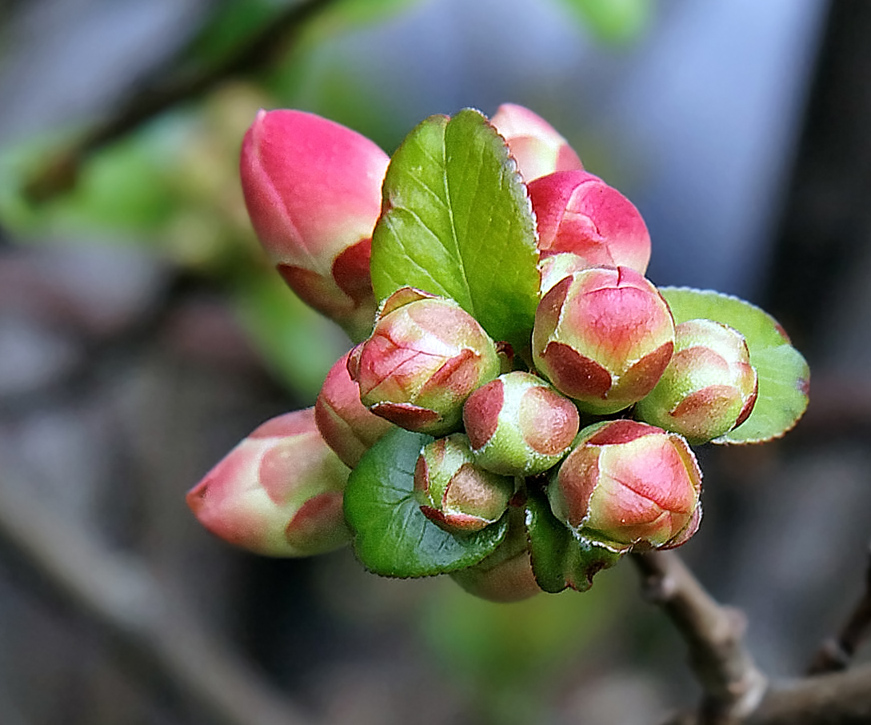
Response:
[490, 103, 584, 182]
[314, 351, 396, 468]
[186, 408, 351, 557]
[240, 109, 389, 340]
[463, 371, 579, 476]
[548, 420, 702, 552]
[538, 252, 592, 297]
[528, 170, 651, 274]
[413, 434, 514, 533]
[450, 508, 541, 602]
[532, 267, 675, 414]
[348, 287, 502, 435]
[635, 319, 758, 444]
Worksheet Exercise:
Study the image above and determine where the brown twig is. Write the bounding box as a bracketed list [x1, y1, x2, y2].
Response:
[23, 0, 338, 203]
[0, 467, 314, 725]
[632, 551, 768, 724]
[806, 542, 871, 675]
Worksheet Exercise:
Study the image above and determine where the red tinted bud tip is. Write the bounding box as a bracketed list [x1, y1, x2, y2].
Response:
[240, 109, 389, 340]
[548, 420, 702, 552]
[635, 319, 758, 444]
[186, 408, 351, 557]
[532, 267, 675, 414]
[349, 287, 502, 435]
[463, 371, 580, 476]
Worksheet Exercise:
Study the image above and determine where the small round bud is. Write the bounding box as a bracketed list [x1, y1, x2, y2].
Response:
[528, 170, 651, 274]
[348, 287, 501, 435]
[532, 267, 675, 414]
[413, 434, 514, 533]
[548, 420, 702, 552]
[635, 319, 758, 444]
[315, 351, 396, 468]
[187, 409, 351, 557]
[463, 371, 580, 476]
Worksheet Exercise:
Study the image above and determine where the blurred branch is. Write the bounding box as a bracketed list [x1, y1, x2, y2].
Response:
[632, 551, 768, 724]
[0, 468, 315, 725]
[24, 0, 339, 203]
[806, 542, 871, 675]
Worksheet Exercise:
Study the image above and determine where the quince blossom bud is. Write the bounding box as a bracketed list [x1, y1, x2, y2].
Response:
[463, 371, 580, 476]
[450, 509, 541, 602]
[532, 267, 675, 414]
[314, 351, 396, 468]
[240, 109, 389, 340]
[413, 434, 514, 533]
[490, 103, 584, 182]
[528, 170, 651, 274]
[348, 287, 502, 435]
[186, 408, 351, 557]
[548, 420, 702, 552]
[538, 252, 592, 297]
[635, 319, 758, 444]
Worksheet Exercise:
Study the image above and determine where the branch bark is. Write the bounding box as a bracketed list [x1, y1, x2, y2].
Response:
[806, 542, 871, 675]
[632, 551, 768, 724]
[0, 467, 314, 725]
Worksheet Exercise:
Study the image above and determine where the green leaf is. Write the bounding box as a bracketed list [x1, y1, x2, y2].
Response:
[660, 287, 810, 444]
[370, 109, 540, 349]
[344, 428, 509, 577]
[526, 489, 621, 593]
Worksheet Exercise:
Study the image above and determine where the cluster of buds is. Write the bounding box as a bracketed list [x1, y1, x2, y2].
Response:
[186, 102, 792, 603]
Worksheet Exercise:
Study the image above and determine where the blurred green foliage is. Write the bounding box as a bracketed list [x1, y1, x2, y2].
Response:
[556, 0, 652, 45]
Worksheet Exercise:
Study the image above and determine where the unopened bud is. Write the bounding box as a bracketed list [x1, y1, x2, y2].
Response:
[548, 420, 702, 552]
[490, 103, 583, 182]
[348, 287, 501, 435]
[413, 434, 514, 533]
[635, 319, 758, 444]
[528, 170, 651, 274]
[315, 351, 396, 468]
[187, 408, 351, 557]
[463, 371, 579, 476]
[240, 109, 389, 339]
[532, 267, 675, 414]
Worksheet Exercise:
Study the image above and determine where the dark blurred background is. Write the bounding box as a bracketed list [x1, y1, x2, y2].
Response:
[1, 1, 869, 724]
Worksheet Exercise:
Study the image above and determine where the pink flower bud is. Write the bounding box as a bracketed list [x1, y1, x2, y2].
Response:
[186, 408, 351, 557]
[413, 434, 514, 533]
[490, 103, 583, 182]
[532, 267, 675, 414]
[463, 371, 580, 476]
[348, 287, 502, 435]
[548, 420, 702, 552]
[635, 319, 758, 444]
[314, 351, 396, 468]
[528, 170, 651, 274]
[240, 109, 389, 340]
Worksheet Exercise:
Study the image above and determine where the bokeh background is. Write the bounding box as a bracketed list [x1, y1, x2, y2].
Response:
[1, 1, 870, 723]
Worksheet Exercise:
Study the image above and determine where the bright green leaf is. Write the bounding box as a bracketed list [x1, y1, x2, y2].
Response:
[344, 428, 509, 578]
[660, 287, 810, 444]
[526, 489, 621, 593]
[370, 109, 540, 349]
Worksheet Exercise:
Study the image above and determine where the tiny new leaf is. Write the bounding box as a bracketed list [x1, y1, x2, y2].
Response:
[370, 108, 540, 350]
[660, 287, 810, 444]
[344, 428, 509, 578]
[526, 489, 622, 593]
